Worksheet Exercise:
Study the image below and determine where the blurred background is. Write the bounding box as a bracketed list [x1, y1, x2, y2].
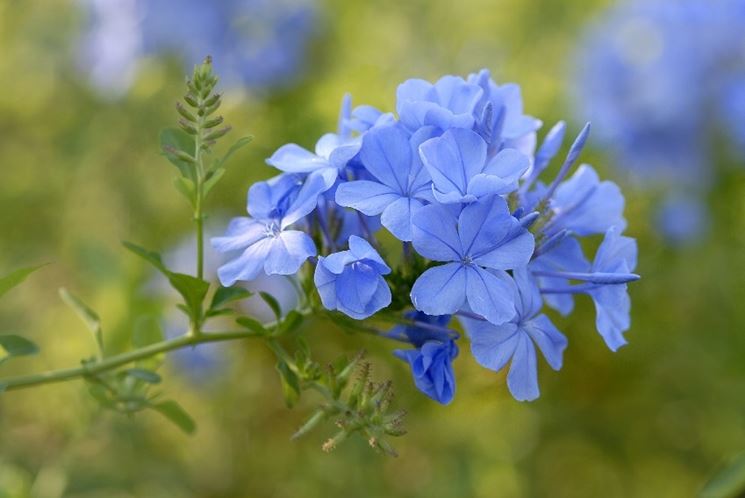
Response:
[0, 0, 744, 496]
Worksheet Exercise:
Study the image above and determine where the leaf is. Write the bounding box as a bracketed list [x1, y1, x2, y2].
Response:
[276, 361, 300, 408]
[202, 167, 225, 198]
[236, 316, 267, 335]
[124, 368, 162, 384]
[0, 264, 45, 300]
[0, 334, 39, 365]
[59, 288, 103, 355]
[173, 177, 196, 207]
[152, 400, 196, 434]
[123, 241, 167, 274]
[701, 451, 745, 498]
[167, 272, 210, 323]
[214, 135, 253, 170]
[160, 128, 196, 178]
[210, 286, 253, 310]
[281, 310, 304, 335]
[259, 292, 282, 321]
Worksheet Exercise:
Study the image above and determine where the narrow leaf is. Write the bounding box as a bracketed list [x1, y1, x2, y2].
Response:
[167, 273, 209, 323]
[236, 316, 267, 335]
[160, 128, 196, 178]
[123, 241, 168, 274]
[124, 368, 162, 384]
[214, 135, 253, 170]
[701, 451, 745, 498]
[152, 400, 197, 434]
[0, 264, 45, 300]
[281, 310, 304, 335]
[202, 167, 226, 197]
[210, 286, 253, 310]
[0, 334, 39, 365]
[259, 292, 282, 321]
[59, 288, 103, 355]
[173, 177, 196, 207]
[276, 361, 300, 408]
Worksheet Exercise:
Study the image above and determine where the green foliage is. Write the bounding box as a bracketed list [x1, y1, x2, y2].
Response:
[59, 288, 104, 357]
[152, 400, 197, 435]
[207, 286, 253, 317]
[0, 264, 45, 300]
[700, 452, 745, 498]
[0, 335, 39, 365]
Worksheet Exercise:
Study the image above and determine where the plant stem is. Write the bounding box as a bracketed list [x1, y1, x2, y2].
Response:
[194, 114, 205, 282]
[0, 329, 262, 393]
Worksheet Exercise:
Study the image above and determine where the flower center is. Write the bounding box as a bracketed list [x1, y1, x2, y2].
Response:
[265, 221, 281, 238]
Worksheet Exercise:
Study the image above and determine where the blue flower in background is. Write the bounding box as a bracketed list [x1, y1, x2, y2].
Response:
[315, 236, 391, 319]
[419, 128, 530, 204]
[410, 196, 534, 325]
[656, 195, 709, 245]
[335, 124, 438, 241]
[212, 172, 332, 285]
[573, 0, 745, 243]
[80, 0, 319, 95]
[462, 267, 567, 401]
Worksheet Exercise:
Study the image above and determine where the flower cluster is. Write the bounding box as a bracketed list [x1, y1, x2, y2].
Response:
[573, 0, 745, 243]
[79, 0, 318, 95]
[214, 70, 639, 403]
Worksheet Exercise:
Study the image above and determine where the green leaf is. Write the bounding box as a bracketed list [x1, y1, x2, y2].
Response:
[701, 451, 745, 498]
[160, 128, 196, 178]
[276, 361, 300, 408]
[59, 288, 103, 356]
[236, 316, 267, 335]
[168, 272, 209, 323]
[0, 334, 39, 365]
[214, 135, 253, 170]
[210, 286, 253, 310]
[124, 368, 162, 384]
[0, 264, 45, 300]
[132, 316, 166, 370]
[281, 310, 304, 335]
[123, 241, 167, 274]
[259, 292, 282, 321]
[88, 384, 114, 409]
[173, 177, 196, 207]
[202, 167, 225, 198]
[152, 400, 196, 434]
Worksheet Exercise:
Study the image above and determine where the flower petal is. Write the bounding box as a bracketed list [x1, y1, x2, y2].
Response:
[464, 266, 517, 325]
[507, 333, 540, 401]
[411, 204, 462, 261]
[335, 181, 401, 216]
[410, 263, 467, 316]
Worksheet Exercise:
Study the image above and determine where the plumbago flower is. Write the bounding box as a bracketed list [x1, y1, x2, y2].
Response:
[572, 0, 745, 243]
[215, 69, 640, 404]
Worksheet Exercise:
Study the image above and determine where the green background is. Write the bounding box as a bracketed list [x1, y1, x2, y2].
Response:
[0, 0, 744, 496]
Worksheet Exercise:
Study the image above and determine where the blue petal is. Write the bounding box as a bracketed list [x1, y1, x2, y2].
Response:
[211, 217, 266, 253]
[468, 320, 520, 372]
[381, 196, 425, 242]
[411, 204, 462, 261]
[314, 261, 338, 310]
[336, 264, 381, 316]
[433, 75, 483, 117]
[411, 263, 467, 316]
[267, 143, 329, 173]
[590, 284, 630, 352]
[264, 231, 316, 275]
[523, 314, 567, 371]
[419, 128, 487, 199]
[348, 235, 390, 274]
[464, 266, 516, 325]
[335, 181, 401, 216]
[469, 148, 530, 196]
[359, 124, 412, 194]
[281, 170, 335, 227]
[593, 226, 637, 273]
[507, 333, 540, 401]
[217, 237, 272, 286]
[512, 266, 543, 319]
[530, 236, 590, 315]
[321, 249, 356, 274]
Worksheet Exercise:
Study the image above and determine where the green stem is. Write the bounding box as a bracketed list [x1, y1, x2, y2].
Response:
[194, 117, 205, 282]
[0, 329, 263, 393]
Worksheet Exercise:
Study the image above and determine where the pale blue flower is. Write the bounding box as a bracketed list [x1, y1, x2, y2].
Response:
[396, 75, 483, 132]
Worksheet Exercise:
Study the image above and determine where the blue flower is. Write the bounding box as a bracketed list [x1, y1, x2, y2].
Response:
[419, 128, 530, 204]
[314, 235, 392, 319]
[390, 311, 459, 405]
[462, 267, 567, 401]
[212, 172, 332, 285]
[530, 236, 590, 316]
[656, 194, 709, 245]
[335, 124, 437, 241]
[587, 226, 638, 351]
[541, 165, 626, 237]
[468, 69, 542, 155]
[396, 75, 483, 132]
[410, 196, 534, 325]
